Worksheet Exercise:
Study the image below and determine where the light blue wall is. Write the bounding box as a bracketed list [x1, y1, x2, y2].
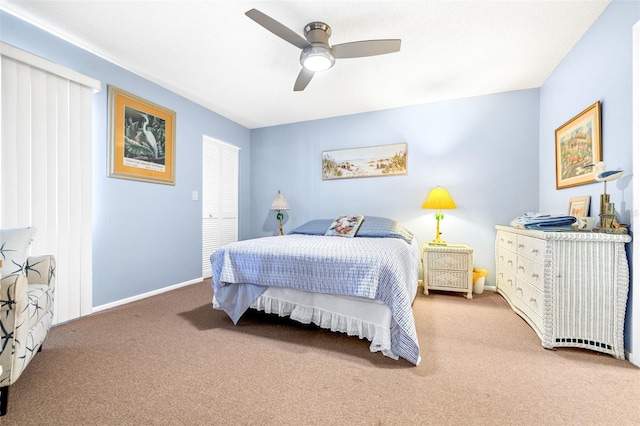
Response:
[0, 11, 252, 306]
[250, 89, 541, 282]
[539, 0, 640, 351]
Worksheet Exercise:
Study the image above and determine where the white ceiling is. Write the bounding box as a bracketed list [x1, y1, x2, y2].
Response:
[1, 0, 611, 129]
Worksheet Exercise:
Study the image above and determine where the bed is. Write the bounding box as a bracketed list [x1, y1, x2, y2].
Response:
[210, 216, 421, 365]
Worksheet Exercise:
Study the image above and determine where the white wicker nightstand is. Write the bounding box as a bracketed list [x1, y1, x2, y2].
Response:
[422, 243, 474, 299]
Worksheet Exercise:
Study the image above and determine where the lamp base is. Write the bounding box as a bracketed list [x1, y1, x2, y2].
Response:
[430, 214, 447, 245]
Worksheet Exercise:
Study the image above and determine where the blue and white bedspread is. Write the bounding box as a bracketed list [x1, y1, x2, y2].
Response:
[210, 234, 421, 365]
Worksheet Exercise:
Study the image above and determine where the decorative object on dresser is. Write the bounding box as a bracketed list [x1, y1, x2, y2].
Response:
[270, 190, 289, 236]
[592, 161, 627, 233]
[421, 186, 457, 245]
[422, 243, 474, 299]
[554, 101, 602, 190]
[495, 225, 631, 359]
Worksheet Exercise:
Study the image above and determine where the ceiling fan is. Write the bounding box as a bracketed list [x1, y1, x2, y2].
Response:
[245, 9, 401, 91]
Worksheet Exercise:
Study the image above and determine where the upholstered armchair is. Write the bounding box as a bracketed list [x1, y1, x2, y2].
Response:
[0, 228, 56, 416]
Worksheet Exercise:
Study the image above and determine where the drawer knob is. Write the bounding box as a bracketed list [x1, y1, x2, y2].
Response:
[531, 248, 539, 254]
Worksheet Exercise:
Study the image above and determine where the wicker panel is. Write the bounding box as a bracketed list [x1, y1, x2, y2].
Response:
[551, 240, 621, 357]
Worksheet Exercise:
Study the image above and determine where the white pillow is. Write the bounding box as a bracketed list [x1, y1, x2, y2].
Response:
[0, 227, 37, 276]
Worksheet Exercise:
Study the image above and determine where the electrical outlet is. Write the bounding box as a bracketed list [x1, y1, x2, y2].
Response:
[192, 190, 198, 201]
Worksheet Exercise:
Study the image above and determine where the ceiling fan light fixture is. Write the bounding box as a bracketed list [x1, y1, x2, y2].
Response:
[300, 46, 335, 72]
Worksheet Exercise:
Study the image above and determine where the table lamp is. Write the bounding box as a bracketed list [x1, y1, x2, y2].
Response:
[421, 186, 456, 245]
[270, 190, 289, 236]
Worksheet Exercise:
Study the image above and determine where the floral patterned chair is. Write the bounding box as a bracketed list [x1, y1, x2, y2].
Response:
[0, 227, 55, 416]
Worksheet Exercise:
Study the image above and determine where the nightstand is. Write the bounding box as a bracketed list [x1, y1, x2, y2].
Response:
[422, 243, 474, 299]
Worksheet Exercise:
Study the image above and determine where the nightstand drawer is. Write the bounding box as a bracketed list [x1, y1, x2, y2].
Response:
[426, 252, 471, 270]
[427, 270, 469, 289]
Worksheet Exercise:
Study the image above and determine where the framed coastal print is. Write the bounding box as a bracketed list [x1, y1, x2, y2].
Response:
[568, 196, 590, 217]
[322, 142, 407, 180]
[108, 86, 176, 185]
[555, 101, 602, 189]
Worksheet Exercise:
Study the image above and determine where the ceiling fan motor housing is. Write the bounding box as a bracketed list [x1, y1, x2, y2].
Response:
[300, 22, 335, 71]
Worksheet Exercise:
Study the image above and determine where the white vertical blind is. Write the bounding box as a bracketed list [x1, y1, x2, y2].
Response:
[1, 42, 100, 323]
[202, 135, 239, 277]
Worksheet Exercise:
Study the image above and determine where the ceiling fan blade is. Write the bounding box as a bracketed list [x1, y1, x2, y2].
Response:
[245, 9, 311, 50]
[294, 68, 315, 91]
[332, 39, 401, 59]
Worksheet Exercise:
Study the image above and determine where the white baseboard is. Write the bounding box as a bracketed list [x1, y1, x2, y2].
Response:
[92, 277, 204, 313]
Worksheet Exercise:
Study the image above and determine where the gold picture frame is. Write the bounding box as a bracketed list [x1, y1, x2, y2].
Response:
[568, 196, 590, 217]
[108, 86, 176, 185]
[322, 142, 407, 180]
[555, 101, 602, 189]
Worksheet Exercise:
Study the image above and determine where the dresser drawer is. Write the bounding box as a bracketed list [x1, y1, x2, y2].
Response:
[497, 247, 517, 274]
[497, 230, 517, 251]
[516, 235, 545, 263]
[514, 276, 544, 330]
[516, 255, 544, 291]
[496, 268, 515, 299]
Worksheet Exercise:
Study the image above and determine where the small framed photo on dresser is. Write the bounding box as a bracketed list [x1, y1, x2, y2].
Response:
[568, 196, 590, 217]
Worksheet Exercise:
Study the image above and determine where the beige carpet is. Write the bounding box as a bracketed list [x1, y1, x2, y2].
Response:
[3, 280, 640, 425]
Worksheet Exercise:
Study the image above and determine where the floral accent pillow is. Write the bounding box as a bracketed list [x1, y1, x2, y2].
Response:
[0, 227, 37, 276]
[325, 215, 364, 238]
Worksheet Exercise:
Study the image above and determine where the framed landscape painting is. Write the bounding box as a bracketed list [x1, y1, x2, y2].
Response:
[555, 101, 602, 189]
[322, 142, 407, 180]
[108, 86, 176, 185]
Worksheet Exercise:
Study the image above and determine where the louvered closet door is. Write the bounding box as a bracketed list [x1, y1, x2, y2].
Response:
[202, 136, 239, 277]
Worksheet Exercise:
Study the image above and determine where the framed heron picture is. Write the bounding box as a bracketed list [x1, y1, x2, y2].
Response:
[108, 86, 176, 185]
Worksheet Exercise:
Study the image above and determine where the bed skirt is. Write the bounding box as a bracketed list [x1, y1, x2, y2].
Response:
[214, 287, 397, 360]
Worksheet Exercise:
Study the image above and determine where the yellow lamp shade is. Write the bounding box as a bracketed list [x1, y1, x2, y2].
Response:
[421, 187, 456, 210]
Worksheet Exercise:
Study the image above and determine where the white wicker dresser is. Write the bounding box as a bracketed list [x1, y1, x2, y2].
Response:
[495, 225, 631, 359]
